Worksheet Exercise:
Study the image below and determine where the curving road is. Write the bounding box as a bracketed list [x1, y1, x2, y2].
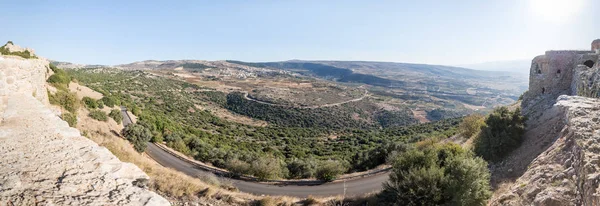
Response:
[241, 87, 369, 109]
[121, 107, 389, 197]
[145, 143, 388, 197]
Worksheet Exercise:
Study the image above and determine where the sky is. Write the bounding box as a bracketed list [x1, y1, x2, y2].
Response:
[1, 0, 599, 65]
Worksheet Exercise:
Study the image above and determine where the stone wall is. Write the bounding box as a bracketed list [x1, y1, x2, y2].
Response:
[0, 56, 50, 114]
[592, 39, 600, 54]
[0, 54, 169, 205]
[495, 39, 600, 205]
[522, 45, 600, 115]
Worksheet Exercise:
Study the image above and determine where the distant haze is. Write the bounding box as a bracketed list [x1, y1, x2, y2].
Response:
[458, 60, 531, 74]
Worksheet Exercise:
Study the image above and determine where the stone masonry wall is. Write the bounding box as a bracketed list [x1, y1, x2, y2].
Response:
[0, 55, 169, 205]
[522, 49, 600, 116]
[0, 56, 49, 115]
[592, 39, 600, 54]
[497, 39, 600, 205]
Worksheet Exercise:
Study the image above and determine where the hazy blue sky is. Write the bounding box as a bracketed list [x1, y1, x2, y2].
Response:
[1, 0, 599, 65]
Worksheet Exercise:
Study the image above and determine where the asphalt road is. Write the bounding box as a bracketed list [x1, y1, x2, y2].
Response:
[121, 108, 389, 197]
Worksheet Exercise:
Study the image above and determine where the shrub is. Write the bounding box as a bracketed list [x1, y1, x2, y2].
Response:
[257, 197, 279, 206]
[458, 114, 485, 138]
[379, 143, 491, 205]
[519, 91, 527, 100]
[109, 109, 123, 124]
[131, 105, 142, 116]
[49, 63, 58, 72]
[97, 99, 105, 109]
[82, 97, 98, 109]
[61, 112, 77, 127]
[473, 107, 526, 162]
[315, 160, 346, 182]
[169, 138, 191, 155]
[88, 110, 108, 121]
[251, 157, 283, 181]
[47, 69, 71, 86]
[48, 90, 79, 114]
[102, 96, 120, 107]
[225, 158, 251, 177]
[0, 43, 36, 59]
[151, 133, 164, 143]
[123, 123, 153, 152]
[196, 172, 221, 187]
[287, 158, 318, 179]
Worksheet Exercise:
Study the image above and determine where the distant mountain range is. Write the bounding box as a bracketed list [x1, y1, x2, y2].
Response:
[54, 58, 529, 95]
[457, 60, 531, 74]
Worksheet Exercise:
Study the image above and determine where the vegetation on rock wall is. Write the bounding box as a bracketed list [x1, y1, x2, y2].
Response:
[47, 64, 72, 90]
[48, 90, 79, 114]
[0, 41, 36, 59]
[61, 112, 77, 127]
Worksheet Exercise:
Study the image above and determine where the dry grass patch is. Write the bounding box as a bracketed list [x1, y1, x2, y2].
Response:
[81, 131, 305, 205]
[87, 133, 209, 197]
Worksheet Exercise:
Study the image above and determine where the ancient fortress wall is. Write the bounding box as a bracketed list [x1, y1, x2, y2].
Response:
[592, 39, 600, 53]
[522, 40, 600, 115]
[0, 56, 49, 114]
[493, 39, 600, 205]
[0, 55, 169, 205]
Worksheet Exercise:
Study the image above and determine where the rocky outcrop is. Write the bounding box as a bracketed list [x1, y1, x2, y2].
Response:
[2, 42, 36, 56]
[491, 40, 600, 205]
[491, 96, 600, 205]
[0, 48, 169, 205]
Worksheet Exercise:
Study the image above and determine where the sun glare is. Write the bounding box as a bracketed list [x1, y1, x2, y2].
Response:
[530, 0, 584, 23]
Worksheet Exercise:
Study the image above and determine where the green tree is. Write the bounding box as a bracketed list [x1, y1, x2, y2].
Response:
[379, 143, 491, 206]
[315, 160, 346, 181]
[47, 69, 71, 86]
[458, 114, 485, 138]
[251, 157, 284, 181]
[226, 158, 251, 177]
[287, 158, 318, 179]
[123, 123, 152, 152]
[473, 107, 526, 162]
